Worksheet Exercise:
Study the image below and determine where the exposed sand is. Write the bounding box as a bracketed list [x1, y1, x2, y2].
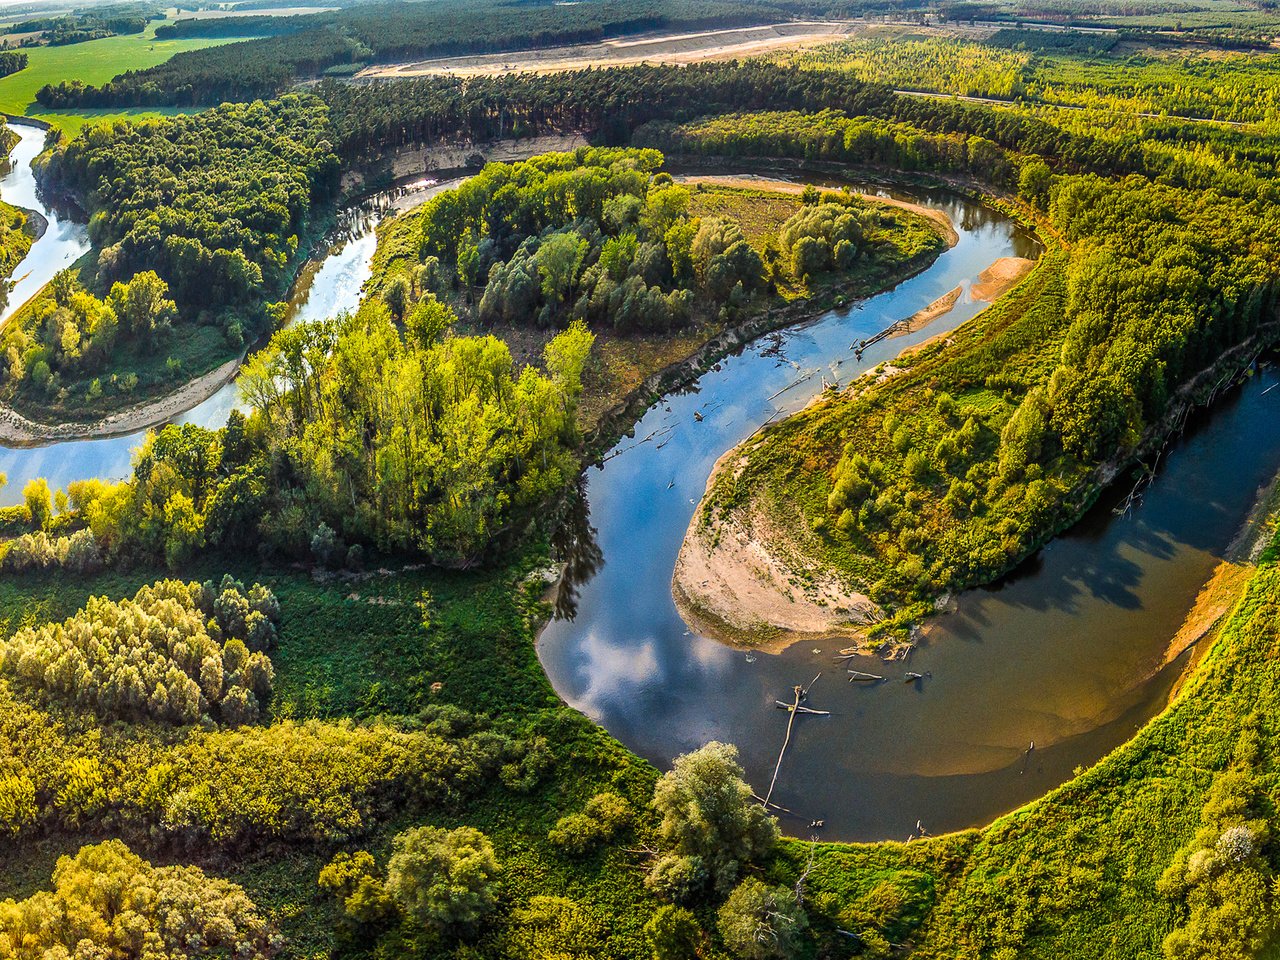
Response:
[889, 285, 961, 338]
[1163, 473, 1280, 683]
[357, 21, 861, 79]
[672, 445, 880, 653]
[341, 133, 589, 195]
[0, 355, 241, 446]
[970, 256, 1035, 300]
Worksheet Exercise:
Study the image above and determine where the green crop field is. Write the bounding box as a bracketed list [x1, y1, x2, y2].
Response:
[0, 22, 247, 135]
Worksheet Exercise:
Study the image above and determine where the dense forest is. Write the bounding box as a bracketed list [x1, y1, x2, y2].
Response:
[6, 95, 338, 418]
[12, 298, 593, 568]
[394, 147, 842, 333]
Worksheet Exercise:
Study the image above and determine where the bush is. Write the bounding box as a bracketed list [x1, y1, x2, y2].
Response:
[385, 825, 501, 931]
[548, 790, 632, 854]
[717, 879, 808, 960]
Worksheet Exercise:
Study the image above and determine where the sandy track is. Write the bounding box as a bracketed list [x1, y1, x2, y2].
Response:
[357, 21, 861, 79]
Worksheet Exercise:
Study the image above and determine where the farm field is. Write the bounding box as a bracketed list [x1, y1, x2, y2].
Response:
[0, 22, 244, 134]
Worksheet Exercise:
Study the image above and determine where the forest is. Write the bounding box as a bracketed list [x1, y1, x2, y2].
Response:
[5, 95, 339, 419]
[5, 4, 1280, 960]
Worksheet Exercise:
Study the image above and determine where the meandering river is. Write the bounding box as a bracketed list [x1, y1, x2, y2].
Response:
[536, 179, 1280, 842]
[0, 123, 413, 500]
[1, 125, 1276, 841]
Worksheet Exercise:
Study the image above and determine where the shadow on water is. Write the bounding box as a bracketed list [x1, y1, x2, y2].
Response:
[538, 170, 1280, 841]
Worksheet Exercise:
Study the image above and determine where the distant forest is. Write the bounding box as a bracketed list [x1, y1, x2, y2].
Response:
[35, 0, 859, 107]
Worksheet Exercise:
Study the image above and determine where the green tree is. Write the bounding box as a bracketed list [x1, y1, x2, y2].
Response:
[543, 320, 596, 400]
[382, 274, 411, 320]
[651, 742, 778, 894]
[1018, 159, 1054, 210]
[385, 825, 500, 931]
[536, 231, 588, 305]
[645, 904, 703, 960]
[107, 270, 176, 337]
[718, 879, 808, 960]
[22, 478, 51, 531]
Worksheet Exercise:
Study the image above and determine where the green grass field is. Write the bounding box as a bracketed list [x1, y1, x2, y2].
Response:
[0, 23, 246, 136]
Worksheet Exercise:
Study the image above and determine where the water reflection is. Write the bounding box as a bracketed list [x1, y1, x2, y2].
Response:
[538, 176, 1280, 841]
[550, 479, 604, 622]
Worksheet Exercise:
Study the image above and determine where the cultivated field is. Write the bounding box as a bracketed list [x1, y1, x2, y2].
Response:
[0, 23, 243, 134]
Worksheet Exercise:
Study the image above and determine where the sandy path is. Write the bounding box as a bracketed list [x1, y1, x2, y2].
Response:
[0, 355, 241, 446]
[358, 21, 860, 79]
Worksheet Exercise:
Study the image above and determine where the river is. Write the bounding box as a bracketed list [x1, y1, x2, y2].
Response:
[1, 127, 1274, 842]
[0, 123, 433, 503]
[537, 178, 1280, 842]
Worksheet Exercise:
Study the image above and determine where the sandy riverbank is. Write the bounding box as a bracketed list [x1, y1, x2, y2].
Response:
[0, 355, 241, 445]
[669, 185, 963, 651]
[890, 285, 962, 338]
[971, 256, 1035, 300]
[672, 444, 880, 653]
[669, 245, 1035, 652]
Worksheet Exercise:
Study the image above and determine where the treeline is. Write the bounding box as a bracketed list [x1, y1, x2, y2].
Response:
[314, 60, 1166, 186]
[317, 62, 897, 161]
[0, 51, 26, 77]
[0, 577, 279, 726]
[36, 0, 808, 107]
[34, 95, 338, 351]
[43, 291, 591, 568]
[771, 35, 1034, 99]
[637, 108, 1017, 188]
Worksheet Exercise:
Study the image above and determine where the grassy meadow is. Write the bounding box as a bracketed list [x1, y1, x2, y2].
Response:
[0, 23, 245, 135]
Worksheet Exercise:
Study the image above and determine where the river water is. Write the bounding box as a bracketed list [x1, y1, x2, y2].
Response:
[2, 129, 1275, 842]
[537, 177, 1280, 842]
